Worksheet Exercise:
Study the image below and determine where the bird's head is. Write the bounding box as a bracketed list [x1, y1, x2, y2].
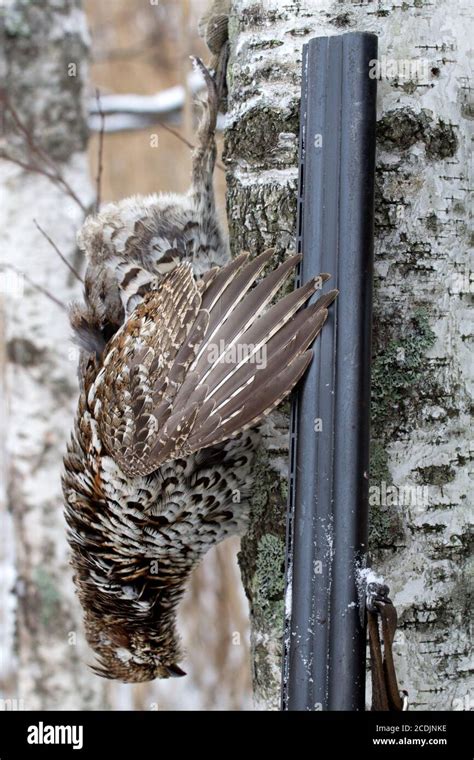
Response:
[86, 618, 186, 683]
[91, 652, 187, 683]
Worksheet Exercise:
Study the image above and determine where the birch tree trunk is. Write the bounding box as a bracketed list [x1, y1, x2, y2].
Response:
[226, 0, 472, 710]
[0, 0, 110, 709]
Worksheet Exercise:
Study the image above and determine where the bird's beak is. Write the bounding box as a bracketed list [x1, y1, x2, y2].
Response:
[165, 663, 187, 678]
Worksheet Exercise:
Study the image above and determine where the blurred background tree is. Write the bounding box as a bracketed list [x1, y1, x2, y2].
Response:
[1, 0, 251, 712]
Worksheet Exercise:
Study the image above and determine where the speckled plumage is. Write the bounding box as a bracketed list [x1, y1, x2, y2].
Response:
[63, 59, 336, 682]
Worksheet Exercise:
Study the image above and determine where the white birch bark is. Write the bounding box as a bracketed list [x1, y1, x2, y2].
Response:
[226, 0, 472, 710]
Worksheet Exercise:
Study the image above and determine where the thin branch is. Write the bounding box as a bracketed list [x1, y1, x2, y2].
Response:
[0, 93, 88, 213]
[95, 89, 105, 212]
[157, 121, 225, 172]
[158, 120, 196, 151]
[0, 149, 88, 213]
[5, 102, 58, 173]
[0, 264, 67, 312]
[33, 219, 83, 284]
[0, 150, 47, 176]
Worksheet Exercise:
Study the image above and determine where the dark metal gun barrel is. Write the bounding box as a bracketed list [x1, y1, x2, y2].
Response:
[282, 31, 378, 712]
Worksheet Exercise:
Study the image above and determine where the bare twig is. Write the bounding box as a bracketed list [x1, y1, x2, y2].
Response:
[95, 89, 105, 212]
[0, 149, 87, 212]
[157, 121, 225, 172]
[158, 120, 195, 151]
[0, 264, 67, 312]
[4, 102, 58, 172]
[33, 220, 83, 284]
[0, 93, 88, 213]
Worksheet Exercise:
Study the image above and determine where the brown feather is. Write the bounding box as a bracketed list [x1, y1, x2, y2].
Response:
[91, 254, 337, 477]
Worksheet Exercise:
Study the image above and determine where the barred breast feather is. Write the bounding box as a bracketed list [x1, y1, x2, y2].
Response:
[63, 250, 336, 682]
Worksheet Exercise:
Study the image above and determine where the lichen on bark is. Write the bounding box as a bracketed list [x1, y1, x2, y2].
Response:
[237, 444, 287, 709]
[227, 0, 472, 710]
